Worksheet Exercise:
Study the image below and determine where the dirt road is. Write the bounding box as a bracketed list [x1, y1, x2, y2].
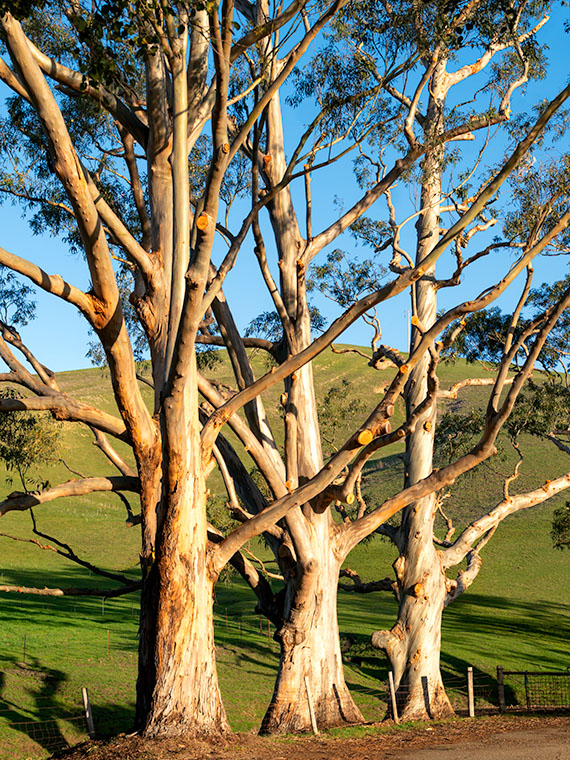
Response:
[390, 725, 569, 760]
[55, 714, 570, 760]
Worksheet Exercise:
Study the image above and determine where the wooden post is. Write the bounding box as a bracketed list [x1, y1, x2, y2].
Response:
[388, 671, 399, 724]
[82, 687, 96, 738]
[304, 676, 319, 735]
[497, 666, 506, 712]
[267, 619, 271, 643]
[467, 667, 475, 718]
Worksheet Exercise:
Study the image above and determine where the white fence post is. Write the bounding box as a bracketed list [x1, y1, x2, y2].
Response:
[467, 666, 475, 718]
[82, 687, 96, 738]
[388, 671, 400, 724]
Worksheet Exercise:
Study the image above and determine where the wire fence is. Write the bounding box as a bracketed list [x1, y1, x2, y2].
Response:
[1, 607, 569, 758]
[0, 700, 87, 759]
[498, 668, 570, 711]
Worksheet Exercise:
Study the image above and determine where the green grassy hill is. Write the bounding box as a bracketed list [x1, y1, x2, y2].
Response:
[0, 348, 568, 759]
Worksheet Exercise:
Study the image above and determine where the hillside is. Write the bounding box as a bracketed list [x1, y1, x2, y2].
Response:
[0, 347, 568, 759]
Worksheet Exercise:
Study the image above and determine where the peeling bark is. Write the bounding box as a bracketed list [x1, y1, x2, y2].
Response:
[261, 514, 363, 734]
[137, 364, 229, 737]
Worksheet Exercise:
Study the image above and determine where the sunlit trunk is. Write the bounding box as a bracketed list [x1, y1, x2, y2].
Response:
[136, 360, 230, 737]
[372, 61, 453, 721]
[373, 510, 453, 720]
[261, 512, 363, 733]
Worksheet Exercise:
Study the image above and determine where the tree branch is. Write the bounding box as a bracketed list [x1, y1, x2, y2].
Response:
[0, 394, 129, 441]
[442, 471, 570, 569]
[0, 476, 139, 517]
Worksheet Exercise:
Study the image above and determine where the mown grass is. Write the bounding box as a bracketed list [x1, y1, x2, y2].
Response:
[0, 350, 569, 758]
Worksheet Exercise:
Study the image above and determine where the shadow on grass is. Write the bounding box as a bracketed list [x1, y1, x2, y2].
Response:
[89, 702, 135, 738]
[0, 653, 135, 754]
[215, 629, 279, 676]
[337, 592, 570, 710]
[443, 592, 570, 664]
[0, 655, 71, 755]
[0, 566, 139, 597]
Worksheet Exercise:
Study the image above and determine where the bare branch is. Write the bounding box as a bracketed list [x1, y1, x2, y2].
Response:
[0, 476, 139, 517]
[438, 377, 513, 399]
[90, 427, 137, 477]
[0, 582, 141, 597]
[0, 394, 128, 441]
[0, 245, 93, 317]
[339, 567, 396, 595]
[443, 471, 570, 570]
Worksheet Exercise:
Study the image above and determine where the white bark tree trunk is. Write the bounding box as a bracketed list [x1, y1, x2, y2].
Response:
[261, 512, 363, 733]
[373, 60, 453, 721]
[372, 539, 453, 720]
[256, 89, 363, 732]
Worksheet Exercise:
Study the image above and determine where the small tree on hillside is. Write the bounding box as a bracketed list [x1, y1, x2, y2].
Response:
[0, 389, 59, 491]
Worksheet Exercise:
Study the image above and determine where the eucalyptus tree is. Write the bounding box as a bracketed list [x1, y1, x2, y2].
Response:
[194, 0, 570, 732]
[0, 0, 569, 743]
[289, 0, 570, 722]
[0, 0, 361, 737]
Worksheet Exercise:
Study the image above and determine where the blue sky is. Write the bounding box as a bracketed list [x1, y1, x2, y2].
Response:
[0, 3, 569, 373]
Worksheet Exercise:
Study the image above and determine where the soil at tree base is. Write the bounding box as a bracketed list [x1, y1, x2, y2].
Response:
[51, 714, 569, 760]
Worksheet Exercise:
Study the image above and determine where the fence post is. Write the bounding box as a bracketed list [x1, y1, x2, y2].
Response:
[304, 676, 319, 735]
[82, 687, 96, 739]
[467, 666, 475, 718]
[497, 666, 505, 712]
[388, 671, 400, 724]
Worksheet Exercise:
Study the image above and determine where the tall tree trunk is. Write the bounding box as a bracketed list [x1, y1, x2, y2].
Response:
[261, 512, 364, 733]
[256, 83, 363, 733]
[260, 309, 363, 733]
[136, 362, 230, 738]
[372, 61, 453, 721]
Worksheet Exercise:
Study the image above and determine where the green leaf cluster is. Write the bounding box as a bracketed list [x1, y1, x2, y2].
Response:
[551, 502, 570, 550]
[0, 389, 60, 492]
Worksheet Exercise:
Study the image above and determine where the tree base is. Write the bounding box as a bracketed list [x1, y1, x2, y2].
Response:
[260, 690, 364, 735]
[142, 712, 232, 740]
[396, 682, 455, 723]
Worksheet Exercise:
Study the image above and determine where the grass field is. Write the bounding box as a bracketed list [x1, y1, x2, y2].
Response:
[0, 349, 569, 759]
